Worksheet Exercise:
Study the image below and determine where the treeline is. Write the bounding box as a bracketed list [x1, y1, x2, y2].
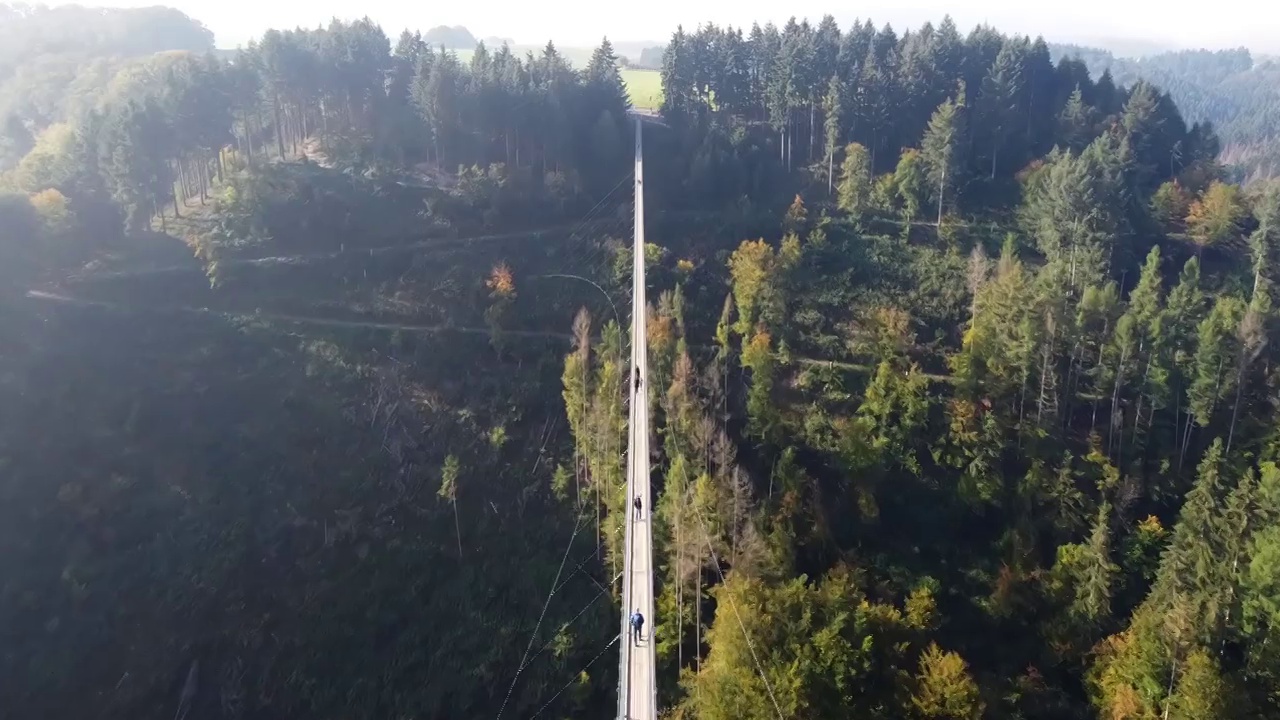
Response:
[1052, 43, 1280, 182]
[0, 14, 636, 285]
[653, 17, 1222, 227]
[0, 2, 215, 165]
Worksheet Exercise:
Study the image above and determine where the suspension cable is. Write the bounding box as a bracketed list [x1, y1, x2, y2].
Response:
[684, 466, 786, 720]
[494, 507, 590, 720]
[529, 634, 621, 719]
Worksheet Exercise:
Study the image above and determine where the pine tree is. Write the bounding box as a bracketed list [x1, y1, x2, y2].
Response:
[412, 48, 463, 166]
[1071, 501, 1118, 625]
[715, 27, 751, 115]
[1021, 142, 1127, 292]
[821, 74, 844, 193]
[1247, 184, 1280, 297]
[921, 94, 965, 226]
[1124, 247, 1170, 452]
[1165, 649, 1229, 719]
[585, 37, 631, 118]
[894, 148, 927, 225]
[912, 643, 984, 719]
[836, 142, 872, 218]
[783, 194, 807, 235]
[97, 99, 174, 231]
[1242, 465, 1280, 691]
[1151, 180, 1192, 231]
[1058, 84, 1096, 154]
[977, 40, 1024, 178]
[727, 239, 779, 335]
[853, 46, 889, 165]
[742, 329, 776, 439]
[1186, 297, 1245, 445]
[439, 454, 463, 556]
[1150, 439, 1234, 645]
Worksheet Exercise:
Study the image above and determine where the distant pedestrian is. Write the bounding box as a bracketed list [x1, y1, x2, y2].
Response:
[633, 495, 643, 520]
[630, 609, 644, 646]
[634, 367, 642, 393]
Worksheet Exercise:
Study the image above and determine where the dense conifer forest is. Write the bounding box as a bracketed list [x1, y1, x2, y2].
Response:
[1049, 42, 1280, 183]
[3, 4, 1280, 719]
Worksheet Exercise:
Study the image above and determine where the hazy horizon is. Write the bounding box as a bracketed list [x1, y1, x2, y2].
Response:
[29, 0, 1280, 56]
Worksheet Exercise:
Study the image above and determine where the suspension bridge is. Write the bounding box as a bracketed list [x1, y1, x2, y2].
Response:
[19, 112, 673, 720]
[618, 114, 658, 720]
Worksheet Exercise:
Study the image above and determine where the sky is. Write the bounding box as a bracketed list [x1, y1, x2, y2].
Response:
[48, 0, 1280, 55]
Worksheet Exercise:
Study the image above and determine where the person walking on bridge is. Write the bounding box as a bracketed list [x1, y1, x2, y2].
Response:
[634, 367, 642, 393]
[633, 495, 643, 520]
[630, 609, 644, 646]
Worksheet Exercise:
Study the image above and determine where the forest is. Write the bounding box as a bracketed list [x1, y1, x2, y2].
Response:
[1048, 42, 1280, 184]
[3, 4, 1280, 720]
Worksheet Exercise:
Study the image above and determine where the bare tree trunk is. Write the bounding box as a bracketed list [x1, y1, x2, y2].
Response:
[171, 162, 181, 218]
[937, 166, 946, 227]
[199, 157, 208, 204]
[273, 89, 285, 160]
[1163, 653, 1179, 720]
[1131, 350, 1154, 452]
[676, 486, 682, 673]
[1036, 339, 1053, 427]
[242, 109, 253, 167]
[1227, 356, 1249, 455]
[828, 150, 834, 195]
[1179, 411, 1195, 471]
[596, 443, 601, 566]
[452, 495, 463, 557]
[1108, 348, 1129, 459]
[695, 559, 702, 676]
[809, 103, 815, 161]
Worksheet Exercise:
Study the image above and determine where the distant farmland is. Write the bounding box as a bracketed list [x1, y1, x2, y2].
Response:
[441, 47, 663, 111]
[622, 69, 662, 110]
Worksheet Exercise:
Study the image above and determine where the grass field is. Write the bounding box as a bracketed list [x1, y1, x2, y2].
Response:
[442, 47, 664, 111]
[622, 69, 663, 110]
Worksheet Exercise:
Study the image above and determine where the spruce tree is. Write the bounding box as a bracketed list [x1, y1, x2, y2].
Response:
[977, 41, 1024, 178]
[1070, 501, 1118, 626]
[894, 148, 927, 225]
[921, 94, 965, 226]
[836, 142, 872, 218]
[1058, 85, 1095, 153]
[821, 74, 844, 193]
[585, 37, 630, 116]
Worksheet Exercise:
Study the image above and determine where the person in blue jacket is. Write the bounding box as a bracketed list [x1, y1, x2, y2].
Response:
[630, 609, 644, 646]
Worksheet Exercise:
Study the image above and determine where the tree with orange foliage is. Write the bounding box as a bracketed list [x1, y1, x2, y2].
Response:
[741, 328, 776, 439]
[486, 262, 516, 298]
[484, 262, 516, 350]
[1186, 181, 1245, 254]
[783, 194, 807, 235]
[911, 643, 984, 719]
[727, 238, 778, 335]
